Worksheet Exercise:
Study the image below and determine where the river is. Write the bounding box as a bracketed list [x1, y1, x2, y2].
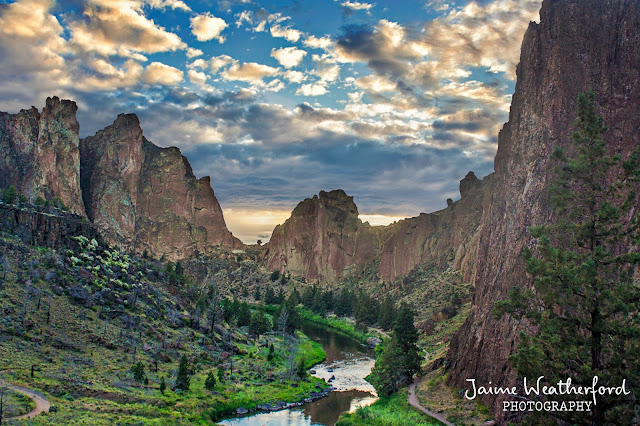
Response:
[219, 322, 378, 426]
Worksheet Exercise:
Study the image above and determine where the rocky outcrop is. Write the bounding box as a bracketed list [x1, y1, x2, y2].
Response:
[446, 0, 640, 420]
[0, 203, 99, 249]
[0, 97, 86, 215]
[264, 190, 384, 283]
[379, 173, 490, 283]
[81, 114, 242, 260]
[265, 175, 489, 284]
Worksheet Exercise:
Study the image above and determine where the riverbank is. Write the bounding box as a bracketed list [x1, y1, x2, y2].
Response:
[298, 308, 377, 343]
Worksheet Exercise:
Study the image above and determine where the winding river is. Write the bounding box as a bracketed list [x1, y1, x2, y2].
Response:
[220, 322, 378, 426]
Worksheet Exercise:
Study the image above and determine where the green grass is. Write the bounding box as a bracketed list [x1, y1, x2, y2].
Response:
[298, 307, 371, 343]
[2, 388, 37, 418]
[336, 388, 446, 426]
[0, 231, 329, 425]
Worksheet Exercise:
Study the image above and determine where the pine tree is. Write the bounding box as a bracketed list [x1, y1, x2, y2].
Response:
[369, 336, 404, 397]
[249, 310, 271, 336]
[217, 365, 225, 383]
[159, 376, 166, 395]
[2, 185, 17, 205]
[393, 305, 421, 381]
[204, 371, 217, 391]
[174, 354, 191, 392]
[494, 92, 640, 425]
[131, 361, 145, 382]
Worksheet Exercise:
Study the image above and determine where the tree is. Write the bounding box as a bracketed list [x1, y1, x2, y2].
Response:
[369, 336, 404, 397]
[378, 295, 395, 330]
[264, 287, 277, 305]
[270, 270, 280, 281]
[159, 376, 166, 395]
[174, 355, 191, 392]
[130, 361, 145, 382]
[296, 357, 307, 380]
[494, 92, 640, 425]
[253, 287, 261, 301]
[249, 311, 271, 336]
[204, 371, 217, 391]
[217, 365, 225, 383]
[392, 305, 421, 381]
[267, 343, 275, 362]
[2, 185, 17, 205]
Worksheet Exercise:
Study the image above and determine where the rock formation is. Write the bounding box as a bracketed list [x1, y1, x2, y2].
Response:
[81, 113, 242, 259]
[446, 0, 640, 420]
[0, 98, 241, 260]
[264, 174, 489, 284]
[264, 190, 384, 283]
[0, 97, 86, 215]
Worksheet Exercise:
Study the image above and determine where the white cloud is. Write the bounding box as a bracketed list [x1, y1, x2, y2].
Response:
[146, 0, 191, 11]
[270, 24, 302, 42]
[67, 0, 186, 57]
[186, 47, 203, 58]
[191, 12, 228, 43]
[223, 62, 279, 82]
[296, 83, 327, 96]
[283, 70, 307, 83]
[143, 62, 183, 85]
[341, 1, 374, 10]
[210, 54, 235, 73]
[304, 35, 333, 50]
[270, 47, 307, 68]
[187, 69, 208, 86]
[235, 10, 252, 27]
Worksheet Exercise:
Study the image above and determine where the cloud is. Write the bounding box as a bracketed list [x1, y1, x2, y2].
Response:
[341, 1, 374, 11]
[191, 12, 228, 42]
[146, 0, 191, 11]
[222, 62, 279, 83]
[304, 35, 333, 50]
[270, 47, 307, 68]
[67, 0, 186, 57]
[270, 24, 302, 42]
[296, 83, 327, 97]
[186, 47, 203, 58]
[210, 54, 235, 73]
[187, 69, 208, 86]
[283, 70, 306, 83]
[143, 62, 183, 85]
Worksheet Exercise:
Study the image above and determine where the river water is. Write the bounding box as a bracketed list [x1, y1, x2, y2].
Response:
[219, 322, 378, 426]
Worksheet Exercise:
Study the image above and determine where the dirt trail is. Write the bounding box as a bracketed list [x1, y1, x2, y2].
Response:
[408, 379, 456, 426]
[0, 379, 51, 420]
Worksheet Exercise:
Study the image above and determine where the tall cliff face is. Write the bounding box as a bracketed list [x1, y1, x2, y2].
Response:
[446, 0, 640, 419]
[264, 190, 383, 283]
[379, 172, 490, 283]
[81, 114, 242, 260]
[0, 97, 86, 215]
[265, 175, 488, 284]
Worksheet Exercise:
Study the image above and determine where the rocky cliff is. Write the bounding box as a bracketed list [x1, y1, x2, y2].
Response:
[81, 114, 242, 260]
[0, 98, 241, 260]
[446, 0, 640, 420]
[264, 190, 384, 283]
[0, 97, 86, 215]
[265, 174, 489, 284]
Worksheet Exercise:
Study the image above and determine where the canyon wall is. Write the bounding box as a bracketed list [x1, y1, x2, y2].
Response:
[264, 173, 489, 284]
[0, 97, 86, 216]
[0, 99, 241, 260]
[81, 113, 242, 259]
[446, 0, 640, 419]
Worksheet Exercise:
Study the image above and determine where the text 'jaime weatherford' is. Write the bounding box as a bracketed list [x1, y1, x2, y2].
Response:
[463, 376, 631, 412]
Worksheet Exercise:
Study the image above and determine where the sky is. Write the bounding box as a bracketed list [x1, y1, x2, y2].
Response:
[0, 0, 542, 243]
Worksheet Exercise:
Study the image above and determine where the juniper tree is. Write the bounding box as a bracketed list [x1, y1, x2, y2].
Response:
[174, 354, 190, 392]
[495, 92, 640, 425]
